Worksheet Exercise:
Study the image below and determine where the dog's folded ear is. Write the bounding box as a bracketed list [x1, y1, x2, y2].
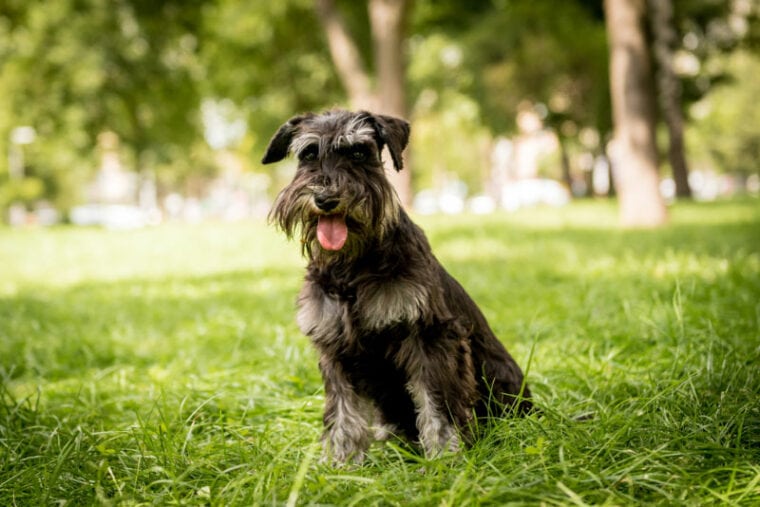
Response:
[262, 115, 310, 164]
[371, 114, 410, 172]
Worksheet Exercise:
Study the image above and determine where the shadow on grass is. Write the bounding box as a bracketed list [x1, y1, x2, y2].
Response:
[0, 265, 323, 504]
[0, 266, 304, 380]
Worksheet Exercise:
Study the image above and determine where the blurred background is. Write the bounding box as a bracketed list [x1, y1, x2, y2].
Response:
[0, 0, 758, 229]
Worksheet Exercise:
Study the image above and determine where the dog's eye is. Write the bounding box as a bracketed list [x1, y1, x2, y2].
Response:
[299, 145, 318, 162]
[350, 147, 368, 161]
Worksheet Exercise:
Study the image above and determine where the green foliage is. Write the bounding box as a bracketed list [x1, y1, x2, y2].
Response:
[461, 0, 611, 136]
[0, 0, 208, 207]
[0, 177, 44, 209]
[1, 200, 759, 504]
[200, 0, 344, 150]
[673, 0, 751, 103]
[688, 50, 760, 176]
[410, 90, 492, 191]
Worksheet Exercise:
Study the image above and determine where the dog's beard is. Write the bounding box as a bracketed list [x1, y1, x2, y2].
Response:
[269, 177, 401, 261]
[269, 188, 361, 260]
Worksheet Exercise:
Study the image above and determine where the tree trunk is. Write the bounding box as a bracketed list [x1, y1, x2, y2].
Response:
[648, 0, 692, 198]
[368, 0, 412, 207]
[313, 0, 375, 110]
[601, 137, 616, 197]
[604, 0, 667, 227]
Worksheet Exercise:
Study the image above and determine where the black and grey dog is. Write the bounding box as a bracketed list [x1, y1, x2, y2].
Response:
[263, 110, 533, 464]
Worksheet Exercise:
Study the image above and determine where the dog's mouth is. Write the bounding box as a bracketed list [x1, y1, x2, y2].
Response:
[316, 214, 348, 251]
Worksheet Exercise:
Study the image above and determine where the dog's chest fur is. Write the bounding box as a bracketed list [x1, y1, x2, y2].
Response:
[298, 275, 427, 335]
[296, 261, 430, 347]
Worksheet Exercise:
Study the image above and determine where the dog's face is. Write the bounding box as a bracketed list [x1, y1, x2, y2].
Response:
[263, 110, 410, 259]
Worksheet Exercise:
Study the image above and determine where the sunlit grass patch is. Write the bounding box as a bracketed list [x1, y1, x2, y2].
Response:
[1, 199, 759, 505]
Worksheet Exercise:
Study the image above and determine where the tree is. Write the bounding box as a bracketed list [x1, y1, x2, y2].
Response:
[604, 0, 668, 227]
[202, 0, 344, 143]
[313, 0, 413, 206]
[97, 0, 208, 185]
[649, 0, 692, 198]
[430, 0, 611, 195]
[0, 0, 208, 213]
[313, 0, 375, 110]
[689, 50, 760, 180]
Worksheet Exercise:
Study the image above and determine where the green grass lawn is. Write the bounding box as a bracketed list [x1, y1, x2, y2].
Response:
[1, 199, 759, 505]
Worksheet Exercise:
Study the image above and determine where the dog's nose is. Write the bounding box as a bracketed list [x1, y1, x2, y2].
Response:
[314, 194, 340, 212]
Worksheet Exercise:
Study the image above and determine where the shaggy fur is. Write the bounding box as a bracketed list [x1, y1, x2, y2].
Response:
[263, 110, 533, 464]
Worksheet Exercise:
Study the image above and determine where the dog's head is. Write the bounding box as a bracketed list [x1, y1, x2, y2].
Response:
[263, 110, 410, 259]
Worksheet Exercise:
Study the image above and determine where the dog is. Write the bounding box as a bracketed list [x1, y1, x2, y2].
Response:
[263, 110, 533, 464]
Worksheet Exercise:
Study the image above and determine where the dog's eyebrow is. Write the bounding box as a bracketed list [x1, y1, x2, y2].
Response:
[333, 124, 375, 150]
[290, 133, 322, 158]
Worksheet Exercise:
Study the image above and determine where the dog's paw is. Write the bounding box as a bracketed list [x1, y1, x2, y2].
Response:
[319, 447, 366, 468]
[421, 429, 460, 458]
[371, 423, 398, 442]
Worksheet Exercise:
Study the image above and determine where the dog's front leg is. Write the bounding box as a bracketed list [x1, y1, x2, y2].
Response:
[319, 356, 372, 465]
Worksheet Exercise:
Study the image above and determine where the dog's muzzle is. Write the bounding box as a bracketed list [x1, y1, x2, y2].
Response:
[314, 193, 340, 213]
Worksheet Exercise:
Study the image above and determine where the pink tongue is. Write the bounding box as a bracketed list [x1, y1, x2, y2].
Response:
[317, 215, 348, 251]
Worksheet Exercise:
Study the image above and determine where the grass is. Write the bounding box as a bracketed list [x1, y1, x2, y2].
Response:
[1, 198, 759, 505]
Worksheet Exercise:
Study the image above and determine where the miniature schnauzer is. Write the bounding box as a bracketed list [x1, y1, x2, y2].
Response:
[263, 110, 533, 464]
